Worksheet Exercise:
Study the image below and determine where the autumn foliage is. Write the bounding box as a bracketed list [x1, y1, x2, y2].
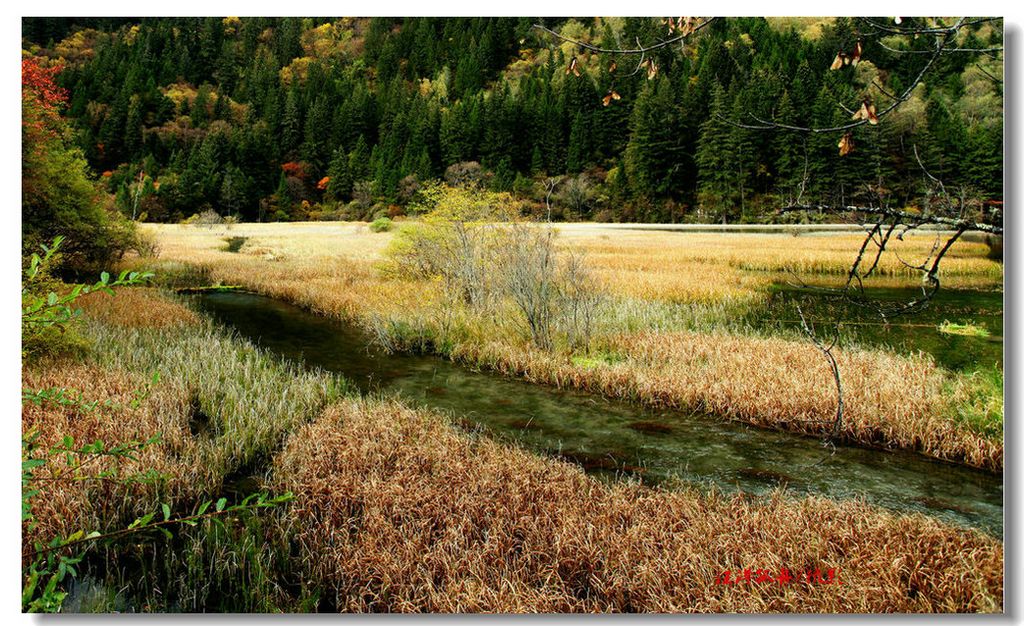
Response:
[281, 161, 310, 180]
[22, 54, 137, 270]
[22, 58, 67, 152]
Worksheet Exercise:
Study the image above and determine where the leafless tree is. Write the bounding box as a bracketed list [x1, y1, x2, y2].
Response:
[496, 226, 560, 350]
[495, 223, 605, 351]
[556, 250, 603, 350]
[541, 176, 563, 222]
[557, 175, 595, 219]
[444, 161, 486, 188]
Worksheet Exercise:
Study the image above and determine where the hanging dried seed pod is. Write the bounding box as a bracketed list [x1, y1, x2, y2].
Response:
[566, 56, 581, 77]
[838, 132, 855, 156]
[601, 89, 621, 106]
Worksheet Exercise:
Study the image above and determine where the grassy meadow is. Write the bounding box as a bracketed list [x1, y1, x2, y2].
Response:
[23, 287, 1004, 612]
[127, 221, 1004, 470]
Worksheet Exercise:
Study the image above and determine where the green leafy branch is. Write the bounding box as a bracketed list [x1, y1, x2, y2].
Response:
[22, 235, 154, 335]
[22, 432, 165, 527]
[22, 422, 292, 613]
[22, 492, 294, 612]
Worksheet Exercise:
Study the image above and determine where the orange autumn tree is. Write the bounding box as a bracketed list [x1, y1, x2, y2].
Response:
[22, 58, 67, 153]
[22, 57, 135, 271]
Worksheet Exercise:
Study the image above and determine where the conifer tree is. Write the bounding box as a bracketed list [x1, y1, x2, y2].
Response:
[325, 147, 353, 202]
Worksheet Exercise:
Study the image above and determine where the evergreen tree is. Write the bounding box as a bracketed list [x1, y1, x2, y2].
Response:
[273, 170, 292, 217]
[24, 16, 1003, 224]
[625, 77, 680, 198]
[124, 94, 144, 159]
[325, 146, 353, 201]
[280, 87, 302, 158]
[696, 83, 734, 220]
[301, 96, 331, 174]
[773, 91, 807, 203]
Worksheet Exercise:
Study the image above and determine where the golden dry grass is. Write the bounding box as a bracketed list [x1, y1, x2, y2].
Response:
[611, 332, 1000, 469]
[136, 223, 417, 320]
[21, 364, 210, 559]
[274, 399, 1003, 613]
[559, 229, 1002, 303]
[446, 332, 1001, 470]
[77, 287, 200, 328]
[137, 222, 1002, 309]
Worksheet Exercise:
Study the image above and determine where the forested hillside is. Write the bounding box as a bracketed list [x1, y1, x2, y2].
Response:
[22, 17, 1003, 223]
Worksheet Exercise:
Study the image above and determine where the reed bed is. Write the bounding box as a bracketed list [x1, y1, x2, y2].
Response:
[562, 229, 1001, 304]
[135, 224, 1002, 320]
[23, 287, 1003, 612]
[135, 224, 420, 321]
[23, 291, 349, 603]
[562, 230, 1003, 289]
[443, 333, 1001, 470]
[77, 287, 201, 328]
[77, 296, 346, 479]
[22, 364, 209, 559]
[274, 399, 1003, 613]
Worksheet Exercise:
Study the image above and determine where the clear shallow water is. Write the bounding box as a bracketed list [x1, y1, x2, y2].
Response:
[195, 291, 1003, 535]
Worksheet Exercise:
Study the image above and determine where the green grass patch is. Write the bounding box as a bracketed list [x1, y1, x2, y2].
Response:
[938, 321, 991, 338]
[948, 366, 1003, 439]
[81, 306, 350, 478]
[571, 351, 625, 369]
[369, 217, 393, 233]
[222, 236, 248, 253]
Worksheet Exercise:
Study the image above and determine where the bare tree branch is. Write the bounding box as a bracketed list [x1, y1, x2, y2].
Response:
[796, 304, 844, 441]
[781, 205, 1001, 234]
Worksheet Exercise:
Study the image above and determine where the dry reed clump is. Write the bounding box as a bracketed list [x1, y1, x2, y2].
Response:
[77, 287, 200, 328]
[22, 364, 210, 558]
[447, 332, 1001, 471]
[613, 331, 1003, 470]
[274, 400, 1003, 613]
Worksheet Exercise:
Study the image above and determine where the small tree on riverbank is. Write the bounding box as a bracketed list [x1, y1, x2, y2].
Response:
[384, 184, 603, 352]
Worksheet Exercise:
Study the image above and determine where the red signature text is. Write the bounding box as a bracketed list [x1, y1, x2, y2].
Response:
[715, 568, 842, 586]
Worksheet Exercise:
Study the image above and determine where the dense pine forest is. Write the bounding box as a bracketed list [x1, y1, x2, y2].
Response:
[22, 17, 1003, 224]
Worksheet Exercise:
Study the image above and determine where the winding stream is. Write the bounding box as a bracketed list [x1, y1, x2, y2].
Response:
[195, 291, 1003, 535]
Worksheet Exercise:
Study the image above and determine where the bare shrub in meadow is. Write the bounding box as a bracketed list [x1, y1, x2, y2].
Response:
[494, 225, 560, 350]
[494, 224, 604, 351]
